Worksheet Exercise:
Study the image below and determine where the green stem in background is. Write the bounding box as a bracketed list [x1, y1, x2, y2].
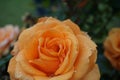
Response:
[0, 54, 12, 67]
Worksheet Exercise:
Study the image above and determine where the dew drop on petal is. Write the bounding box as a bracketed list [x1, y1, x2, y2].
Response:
[74, 70, 77, 73]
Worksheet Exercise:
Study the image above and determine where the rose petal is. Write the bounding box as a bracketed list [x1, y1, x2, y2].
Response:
[16, 51, 46, 76]
[34, 67, 74, 80]
[72, 33, 96, 79]
[82, 64, 100, 80]
[63, 19, 81, 35]
[15, 63, 33, 80]
[29, 58, 59, 74]
[8, 57, 16, 80]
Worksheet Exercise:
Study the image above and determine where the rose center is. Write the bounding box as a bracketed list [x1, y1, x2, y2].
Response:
[29, 30, 68, 75]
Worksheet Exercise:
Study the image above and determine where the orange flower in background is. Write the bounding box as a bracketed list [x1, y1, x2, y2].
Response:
[8, 17, 100, 80]
[104, 28, 120, 70]
[77, 0, 88, 8]
[0, 25, 19, 57]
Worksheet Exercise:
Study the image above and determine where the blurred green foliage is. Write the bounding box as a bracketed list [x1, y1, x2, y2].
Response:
[0, 0, 120, 80]
[0, 0, 34, 27]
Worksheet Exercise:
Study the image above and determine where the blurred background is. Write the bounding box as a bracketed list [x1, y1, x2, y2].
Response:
[0, 0, 120, 80]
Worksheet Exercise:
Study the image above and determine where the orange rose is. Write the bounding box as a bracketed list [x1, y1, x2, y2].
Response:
[104, 28, 120, 70]
[8, 17, 100, 80]
[0, 25, 19, 56]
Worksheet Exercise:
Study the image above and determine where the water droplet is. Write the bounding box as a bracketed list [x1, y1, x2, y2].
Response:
[74, 70, 77, 73]
[48, 74, 54, 77]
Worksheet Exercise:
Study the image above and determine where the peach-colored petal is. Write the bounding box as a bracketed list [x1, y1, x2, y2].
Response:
[82, 64, 100, 80]
[63, 19, 81, 35]
[29, 58, 60, 74]
[109, 35, 120, 52]
[16, 51, 46, 76]
[34, 68, 74, 80]
[38, 17, 49, 23]
[55, 34, 78, 74]
[8, 57, 16, 80]
[11, 42, 20, 55]
[72, 33, 96, 79]
[15, 63, 33, 80]
[104, 51, 120, 70]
